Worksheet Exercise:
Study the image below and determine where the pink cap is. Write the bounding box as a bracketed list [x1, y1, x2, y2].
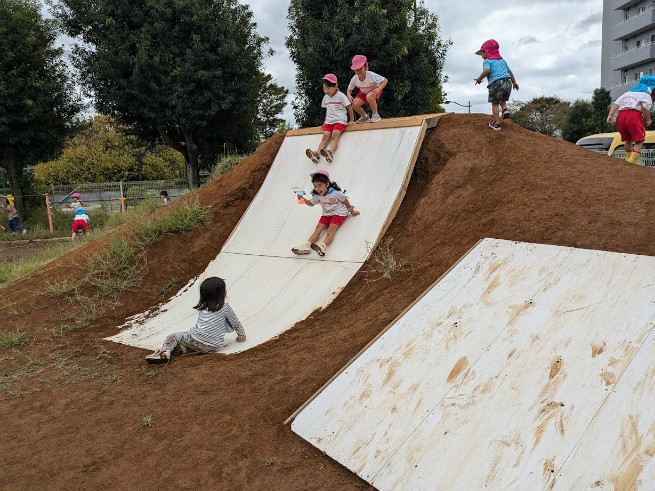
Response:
[322, 73, 338, 84]
[310, 169, 330, 180]
[475, 39, 502, 59]
[71, 193, 81, 198]
[351, 54, 367, 70]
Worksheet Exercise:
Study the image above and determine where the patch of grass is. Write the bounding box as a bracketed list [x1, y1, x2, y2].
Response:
[86, 238, 144, 296]
[137, 199, 212, 245]
[140, 414, 153, 428]
[265, 457, 277, 466]
[139, 365, 167, 378]
[101, 373, 122, 392]
[209, 154, 244, 180]
[93, 339, 112, 363]
[365, 238, 414, 280]
[0, 329, 30, 348]
[46, 278, 80, 297]
[0, 240, 78, 289]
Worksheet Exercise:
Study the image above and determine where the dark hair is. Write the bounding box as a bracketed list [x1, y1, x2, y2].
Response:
[160, 190, 168, 196]
[310, 173, 341, 195]
[323, 80, 337, 88]
[194, 276, 226, 312]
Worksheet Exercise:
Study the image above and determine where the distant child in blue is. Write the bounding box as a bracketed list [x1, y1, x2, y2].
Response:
[145, 276, 246, 363]
[291, 169, 360, 257]
[474, 39, 519, 131]
[71, 207, 90, 240]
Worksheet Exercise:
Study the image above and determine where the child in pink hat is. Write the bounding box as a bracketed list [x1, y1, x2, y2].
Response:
[291, 169, 360, 256]
[306, 74, 354, 164]
[474, 39, 519, 131]
[347, 55, 388, 123]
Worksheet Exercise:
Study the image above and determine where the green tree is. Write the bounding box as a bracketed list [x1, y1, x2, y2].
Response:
[254, 73, 289, 141]
[33, 115, 185, 184]
[53, 0, 270, 189]
[0, 0, 82, 216]
[590, 88, 613, 134]
[509, 96, 570, 137]
[560, 100, 595, 143]
[286, 0, 451, 127]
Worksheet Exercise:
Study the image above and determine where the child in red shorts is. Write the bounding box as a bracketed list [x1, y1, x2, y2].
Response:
[306, 74, 354, 164]
[71, 207, 89, 240]
[291, 169, 360, 257]
[606, 75, 655, 165]
[347, 55, 388, 124]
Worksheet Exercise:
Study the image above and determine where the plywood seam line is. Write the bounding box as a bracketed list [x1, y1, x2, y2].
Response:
[367, 250, 576, 483]
[552, 318, 655, 483]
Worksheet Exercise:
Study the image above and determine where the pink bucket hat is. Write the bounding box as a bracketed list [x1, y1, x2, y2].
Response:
[310, 169, 330, 180]
[322, 73, 338, 84]
[351, 54, 367, 70]
[475, 39, 502, 59]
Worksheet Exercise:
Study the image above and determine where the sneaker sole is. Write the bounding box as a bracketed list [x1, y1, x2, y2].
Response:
[311, 243, 326, 256]
[292, 248, 311, 255]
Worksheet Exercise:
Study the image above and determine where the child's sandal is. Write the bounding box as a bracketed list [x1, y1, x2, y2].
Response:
[320, 149, 333, 163]
[502, 109, 510, 119]
[305, 149, 319, 163]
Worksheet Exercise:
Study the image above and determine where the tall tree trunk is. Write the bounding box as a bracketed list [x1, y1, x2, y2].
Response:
[182, 127, 200, 189]
[5, 150, 25, 217]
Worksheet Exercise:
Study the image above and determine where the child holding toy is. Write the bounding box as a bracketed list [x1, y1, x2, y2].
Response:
[291, 169, 360, 257]
[0, 196, 27, 235]
[306, 74, 354, 164]
[606, 75, 655, 165]
[145, 276, 246, 363]
[474, 39, 519, 131]
[347, 55, 388, 123]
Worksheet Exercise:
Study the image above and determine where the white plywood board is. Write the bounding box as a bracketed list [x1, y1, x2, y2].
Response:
[291, 238, 655, 489]
[106, 121, 429, 351]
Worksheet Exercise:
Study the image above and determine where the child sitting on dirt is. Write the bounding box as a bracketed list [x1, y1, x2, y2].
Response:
[71, 208, 90, 240]
[606, 75, 655, 165]
[291, 169, 360, 257]
[474, 39, 519, 131]
[347, 55, 388, 123]
[0, 196, 27, 235]
[145, 276, 246, 363]
[306, 74, 354, 164]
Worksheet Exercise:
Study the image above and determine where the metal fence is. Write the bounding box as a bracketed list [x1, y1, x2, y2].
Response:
[611, 149, 655, 167]
[49, 179, 189, 213]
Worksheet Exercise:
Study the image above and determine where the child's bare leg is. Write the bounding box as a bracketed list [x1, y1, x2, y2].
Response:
[491, 103, 500, 123]
[316, 131, 331, 154]
[352, 98, 366, 116]
[322, 223, 341, 246]
[625, 141, 634, 152]
[329, 130, 343, 153]
[308, 223, 327, 244]
[71, 231, 76, 241]
[633, 141, 643, 153]
[366, 92, 378, 114]
[499, 101, 507, 113]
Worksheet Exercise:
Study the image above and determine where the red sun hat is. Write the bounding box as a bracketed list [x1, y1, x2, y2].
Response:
[351, 54, 367, 70]
[310, 169, 330, 180]
[322, 73, 338, 84]
[475, 39, 502, 59]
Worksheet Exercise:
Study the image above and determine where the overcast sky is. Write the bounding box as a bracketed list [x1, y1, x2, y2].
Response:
[247, 0, 603, 124]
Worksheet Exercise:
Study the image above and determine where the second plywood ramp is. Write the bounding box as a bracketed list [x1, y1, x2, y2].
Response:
[291, 238, 655, 490]
[106, 115, 440, 352]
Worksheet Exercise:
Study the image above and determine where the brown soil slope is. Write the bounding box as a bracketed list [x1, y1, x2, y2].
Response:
[3, 114, 655, 489]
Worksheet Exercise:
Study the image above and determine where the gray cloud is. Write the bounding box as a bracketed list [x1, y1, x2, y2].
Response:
[518, 36, 539, 45]
[575, 12, 602, 30]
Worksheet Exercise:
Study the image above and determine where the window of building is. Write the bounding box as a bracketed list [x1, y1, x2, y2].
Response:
[651, 34, 655, 43]
[650, 68, 654, 75]
[637, 39, 642, 48]
[624, 74, 629, 84]
[641, 6, 647, 13]
[636, 73, 640, 81]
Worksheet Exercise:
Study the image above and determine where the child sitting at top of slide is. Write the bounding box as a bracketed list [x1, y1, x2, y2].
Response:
[306, 74, 354, 164]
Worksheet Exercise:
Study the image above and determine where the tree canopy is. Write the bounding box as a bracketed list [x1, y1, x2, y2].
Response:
[286, 0, 451, 126]
[560, 88, 614, 143]
[33, 115, 185, 185]
[53, 0, 274, 188]
[0, 0, 83, 214]
[508, 96, 570, 137]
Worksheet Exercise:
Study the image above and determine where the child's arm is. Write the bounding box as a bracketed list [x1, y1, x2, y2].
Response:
[508, 70, 519, 90]
[347, 88, 354, 104]
[607, 103, 619, 124]
[641, 105, 652, 127]
[474, 69, 490, 85]
[347, 104, 354, 125]
[343, 198, 360, 216]
[225, 304, 246, 341]
[298, 196, 315, 206]
[374, 78, 388, 94]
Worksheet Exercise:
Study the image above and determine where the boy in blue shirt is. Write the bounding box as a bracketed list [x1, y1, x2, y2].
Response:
[474, 39, 519, 131]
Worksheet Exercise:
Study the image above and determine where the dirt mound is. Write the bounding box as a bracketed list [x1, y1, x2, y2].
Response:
[3, 114, 655, 489]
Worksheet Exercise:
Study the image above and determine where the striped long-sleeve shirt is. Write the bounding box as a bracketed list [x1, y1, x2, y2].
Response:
[189, 304, 245, 347]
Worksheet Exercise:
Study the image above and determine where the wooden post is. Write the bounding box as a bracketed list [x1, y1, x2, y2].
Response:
[44, 193, 54, 234]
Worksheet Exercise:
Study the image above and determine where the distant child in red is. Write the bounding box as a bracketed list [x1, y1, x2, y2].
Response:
[306, 74, 354, 164]
[71, 208, 89, 240]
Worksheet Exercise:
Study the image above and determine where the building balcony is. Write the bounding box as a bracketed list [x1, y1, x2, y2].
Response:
[612, 8, 655, 40]
[610, 42, 655, 70]
[615, 0, 641, 10]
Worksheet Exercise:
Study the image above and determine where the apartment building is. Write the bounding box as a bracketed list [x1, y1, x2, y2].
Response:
[602, 0, 655, 100]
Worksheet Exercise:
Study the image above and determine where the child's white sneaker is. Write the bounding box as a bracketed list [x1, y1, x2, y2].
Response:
[311, 241, 327, 256]
[370, 113, 381, 123]
[355, 114, 370, 124]
[292, 242, 311, 255]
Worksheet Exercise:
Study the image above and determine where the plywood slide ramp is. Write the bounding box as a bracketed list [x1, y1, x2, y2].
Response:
[106, 115, 440, 352]
[292, 238, 655, 489]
